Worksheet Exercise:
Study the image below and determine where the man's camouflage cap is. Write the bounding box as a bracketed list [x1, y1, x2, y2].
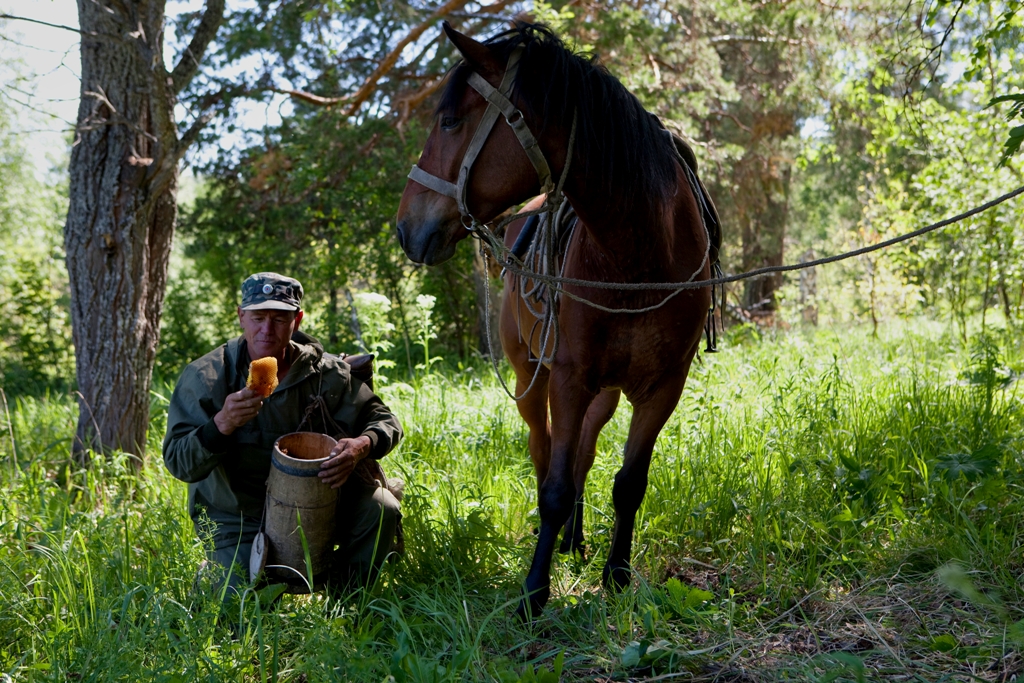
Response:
[240, 272, 304, 311]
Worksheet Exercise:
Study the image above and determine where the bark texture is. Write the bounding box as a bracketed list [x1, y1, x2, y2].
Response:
[66, 0, 223, 460]
[734, 120, 794, 312]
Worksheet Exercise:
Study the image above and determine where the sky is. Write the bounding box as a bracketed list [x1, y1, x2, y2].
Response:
[0, 0, 82, 171]
[0, 0, 272, 174]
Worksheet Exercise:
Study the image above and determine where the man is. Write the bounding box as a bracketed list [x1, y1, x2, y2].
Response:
[163, 272, 402, 593]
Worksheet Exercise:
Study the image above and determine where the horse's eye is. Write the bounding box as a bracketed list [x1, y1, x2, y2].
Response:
[440, 115, 461, 131]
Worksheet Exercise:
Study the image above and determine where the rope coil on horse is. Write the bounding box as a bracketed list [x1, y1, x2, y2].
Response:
[479, 183, 1024, 313]
[493, 184, 1024, 297]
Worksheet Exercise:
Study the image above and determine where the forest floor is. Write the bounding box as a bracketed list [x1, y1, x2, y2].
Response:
[3, 318, 1024, 682]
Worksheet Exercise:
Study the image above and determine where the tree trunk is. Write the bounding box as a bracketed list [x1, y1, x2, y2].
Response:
[66, 0, 224, 461]
[736, 145, 792, 313]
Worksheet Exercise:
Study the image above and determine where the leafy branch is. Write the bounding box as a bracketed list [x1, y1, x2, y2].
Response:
[989, 93, 1024, 166]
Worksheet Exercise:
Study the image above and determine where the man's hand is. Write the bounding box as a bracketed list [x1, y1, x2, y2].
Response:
[213, 388, 264, 435]
[319, 435, 372, 489]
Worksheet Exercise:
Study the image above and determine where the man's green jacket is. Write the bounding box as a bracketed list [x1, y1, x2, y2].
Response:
[163, 330, 402, 523]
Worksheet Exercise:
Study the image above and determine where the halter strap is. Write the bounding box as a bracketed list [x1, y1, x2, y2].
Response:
[407, 165, 457, 199]
[407, 46, 556, 220]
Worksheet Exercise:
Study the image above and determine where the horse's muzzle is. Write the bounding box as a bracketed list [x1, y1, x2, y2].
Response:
[396, 218, 455, 265]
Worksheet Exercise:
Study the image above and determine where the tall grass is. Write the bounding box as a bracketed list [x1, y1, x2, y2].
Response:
[2, 319, 1024, 681]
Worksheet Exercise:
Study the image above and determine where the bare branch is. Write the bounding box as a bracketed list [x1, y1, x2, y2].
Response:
[176, 110, 216, 160]
[0, 13, 82, 34]
[898, 0, 967, 96]
[174, 82, 249, 157]
[170, 0, 226, 94]
[0, 12, 127, 44]
[709, 34, 803, 46]
[274, 87, 350, 107]
[279, 0, 477, 113]
[278, 0, 515, 117]
[341, 0, 475, 117]
[394, 78, 445, 132]
[78, 87, 159, 142]
[709, 109, 752, 134]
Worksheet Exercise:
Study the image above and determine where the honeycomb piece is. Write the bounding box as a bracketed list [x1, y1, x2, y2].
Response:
[246, 357, 279, 397]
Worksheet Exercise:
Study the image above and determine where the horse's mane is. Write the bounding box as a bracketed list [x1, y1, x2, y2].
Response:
[437, 22, 678, 221]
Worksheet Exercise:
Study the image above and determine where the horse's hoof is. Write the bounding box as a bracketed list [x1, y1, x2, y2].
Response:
[514, 596, 546, 623]
[515, 584, 550, 623]
[602, 562, 631, 592]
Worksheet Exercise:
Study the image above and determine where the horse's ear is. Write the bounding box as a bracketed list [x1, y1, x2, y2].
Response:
[442, 21, 494, 71]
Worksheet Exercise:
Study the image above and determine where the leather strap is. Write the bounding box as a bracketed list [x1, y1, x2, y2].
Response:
[406, 46, 556, 219]
[408, 164, 458, 199]
[467, 72, 553, 195]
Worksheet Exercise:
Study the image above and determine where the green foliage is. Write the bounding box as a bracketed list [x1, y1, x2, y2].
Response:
[969, 0, 1022, 164]
[989, 92, 1024, 163]
[933, 445, 1000, 483]
[0, 81, 73, 396]
[180, 114, 420, 351]
[789, 2, 1024, 331]
[4, 320, 1024, 679]
[155, 258, 238, 383]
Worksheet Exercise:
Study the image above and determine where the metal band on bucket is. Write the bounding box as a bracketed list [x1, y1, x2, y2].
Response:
[271, 456, 325, 477]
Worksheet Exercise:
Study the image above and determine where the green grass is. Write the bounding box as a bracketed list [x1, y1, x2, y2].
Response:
[3, 319, 1024, 681]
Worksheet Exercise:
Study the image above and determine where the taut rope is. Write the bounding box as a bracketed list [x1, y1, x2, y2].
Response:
[476, 184, 1024, 310]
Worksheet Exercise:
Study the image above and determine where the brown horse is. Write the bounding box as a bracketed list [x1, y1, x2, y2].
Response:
[396, 21, 715, 620]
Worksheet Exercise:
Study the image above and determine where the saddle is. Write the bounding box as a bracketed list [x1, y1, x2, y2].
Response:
[509, 122, 724, 351]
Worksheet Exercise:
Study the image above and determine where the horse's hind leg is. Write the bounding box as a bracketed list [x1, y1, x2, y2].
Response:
[560, 388, 621, 558]
[603, 377, 687, 593]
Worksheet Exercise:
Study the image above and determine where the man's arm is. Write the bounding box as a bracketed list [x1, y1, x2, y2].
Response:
[163, 365, 233, 483]
[350, 378, 403, 459]
[318, 375, 403, 488]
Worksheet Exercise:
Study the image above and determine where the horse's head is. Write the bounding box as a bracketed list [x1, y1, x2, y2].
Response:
[396, 23, 562, 265]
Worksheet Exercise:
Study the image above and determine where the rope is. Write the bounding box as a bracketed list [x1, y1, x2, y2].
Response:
[472, 113, 579, 400]
[483, 183, 1024, 314]
[469, 141, 1024, 394]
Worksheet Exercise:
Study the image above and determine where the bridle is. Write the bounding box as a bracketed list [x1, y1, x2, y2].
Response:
[407, 46, 562, 227]
[404, 43, 580, 402]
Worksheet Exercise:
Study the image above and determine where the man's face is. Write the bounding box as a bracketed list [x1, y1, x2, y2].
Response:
[238, 308, 304, 360]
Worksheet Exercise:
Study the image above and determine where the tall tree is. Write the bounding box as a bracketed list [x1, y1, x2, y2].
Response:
[65, 0, 225, 460]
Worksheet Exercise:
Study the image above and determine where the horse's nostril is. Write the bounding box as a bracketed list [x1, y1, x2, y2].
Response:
[396, 223, 407, 250]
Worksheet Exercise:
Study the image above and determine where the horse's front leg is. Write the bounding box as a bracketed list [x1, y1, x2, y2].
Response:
[560, 388, 621, 559]
[517, 367, 594, 622]
[603, 376, 687, 592]
[500, 278, 552, 488]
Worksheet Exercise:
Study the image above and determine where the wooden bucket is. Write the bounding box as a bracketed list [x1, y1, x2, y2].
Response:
[260, 432, 338, 591]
